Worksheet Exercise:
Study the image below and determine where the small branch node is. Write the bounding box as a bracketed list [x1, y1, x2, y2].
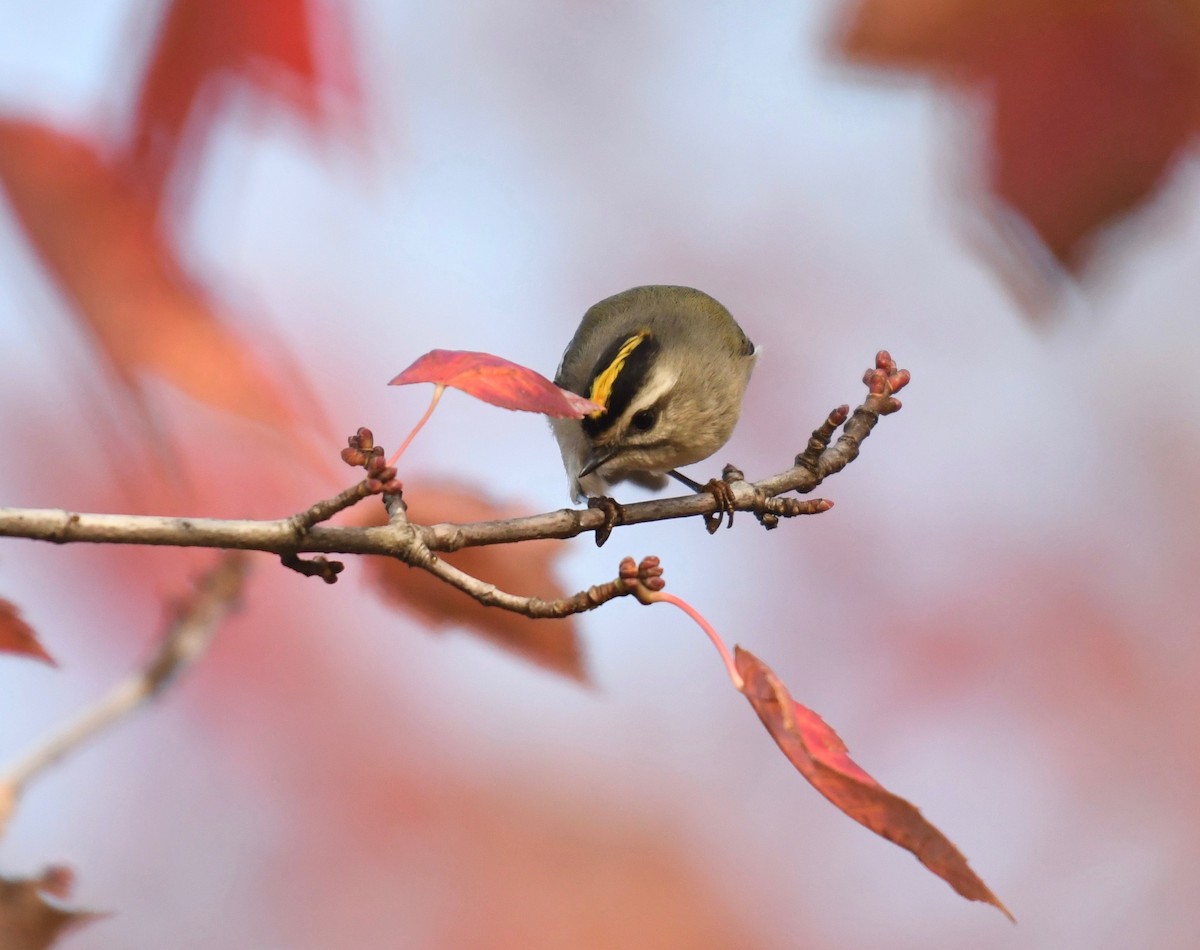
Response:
[618, 554, 665, 603]
[795, 404, 851, 473]
[341, 427, 378, 466]
[384, 491, 409, 525]
[862, 350, 910, 415]
[638, 555, 664, 591]
[280, 552, 345, 583]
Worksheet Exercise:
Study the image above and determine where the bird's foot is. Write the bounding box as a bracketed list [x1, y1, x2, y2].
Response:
[700, 478, 737, 534]
[668, 467, 739, 534]
[587, 495, 625, 547]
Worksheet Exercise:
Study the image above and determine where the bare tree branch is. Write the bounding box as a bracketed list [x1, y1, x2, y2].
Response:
[410, 539, 649, 619]
[0, 454, 827, 554]
[0, 354, 910, 564]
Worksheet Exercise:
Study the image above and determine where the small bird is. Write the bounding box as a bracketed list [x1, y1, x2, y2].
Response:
[551, 285, 757, 503]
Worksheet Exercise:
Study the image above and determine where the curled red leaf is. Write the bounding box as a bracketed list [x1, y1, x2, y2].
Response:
[0, 600, 56, 667]
[390, 350, 600, 418]
[735, 646, 1012, 921]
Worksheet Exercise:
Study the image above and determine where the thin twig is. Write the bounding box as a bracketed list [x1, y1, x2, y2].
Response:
[288, 479, 380, 536]
[405, 527, 637, 619]
[0, 554, 247, 829]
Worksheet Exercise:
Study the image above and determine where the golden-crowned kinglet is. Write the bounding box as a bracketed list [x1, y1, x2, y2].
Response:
[551, 285, 757, 502]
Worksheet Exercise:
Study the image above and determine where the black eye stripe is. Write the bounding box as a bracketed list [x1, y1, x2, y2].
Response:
[582, 334, 660, 437]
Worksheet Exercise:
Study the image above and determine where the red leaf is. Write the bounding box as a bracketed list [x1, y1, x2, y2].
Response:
[838, 0, 1200, 267]
[0, 600, 55, 667]
[0, 865, 104, 950]
[735, 647, 1012, 921]
[122, 0, 359, 207]
[0, 120, 315, 438]
[390, 350, 600, 418]
[356, 483, 587, 682]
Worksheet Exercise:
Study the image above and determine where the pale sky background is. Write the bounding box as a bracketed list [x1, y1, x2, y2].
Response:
[2, 2, 1200, 948]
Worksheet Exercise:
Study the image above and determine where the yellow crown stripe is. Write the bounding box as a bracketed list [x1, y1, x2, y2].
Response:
[588, 332, 648, 417]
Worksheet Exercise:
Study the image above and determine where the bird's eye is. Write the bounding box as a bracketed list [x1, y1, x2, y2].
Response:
[631, 408, 657, 432]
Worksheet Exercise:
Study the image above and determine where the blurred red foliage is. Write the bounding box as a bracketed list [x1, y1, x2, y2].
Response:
[839, 0, 1200, 267]
[121, 0, 359, 211]
[358, 482, 587, 682]
[0, 599, 55, 667]
[0, 866, 100, 950]
[0, 120, 312, 440]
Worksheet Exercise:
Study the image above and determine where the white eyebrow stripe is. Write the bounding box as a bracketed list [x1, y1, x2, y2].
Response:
[627, 366, 678, 414]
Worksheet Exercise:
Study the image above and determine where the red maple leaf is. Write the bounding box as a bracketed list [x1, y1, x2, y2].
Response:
[736, 646, 1012, 920]
[390, 350, 600, 417]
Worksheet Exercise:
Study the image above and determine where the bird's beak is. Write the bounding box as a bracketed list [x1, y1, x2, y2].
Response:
[578, 445, 620, 480]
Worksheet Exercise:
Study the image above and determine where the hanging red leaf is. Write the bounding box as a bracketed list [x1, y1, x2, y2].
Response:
[838, 0, 1200, 268]
[390, 350, 600, 418]
[121, 0, 360, 207]
[357, 482, 587, 682]
[0, 119, 315, 439]
[735, 647, 1012, 921]
[0, 599, 55, 667]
